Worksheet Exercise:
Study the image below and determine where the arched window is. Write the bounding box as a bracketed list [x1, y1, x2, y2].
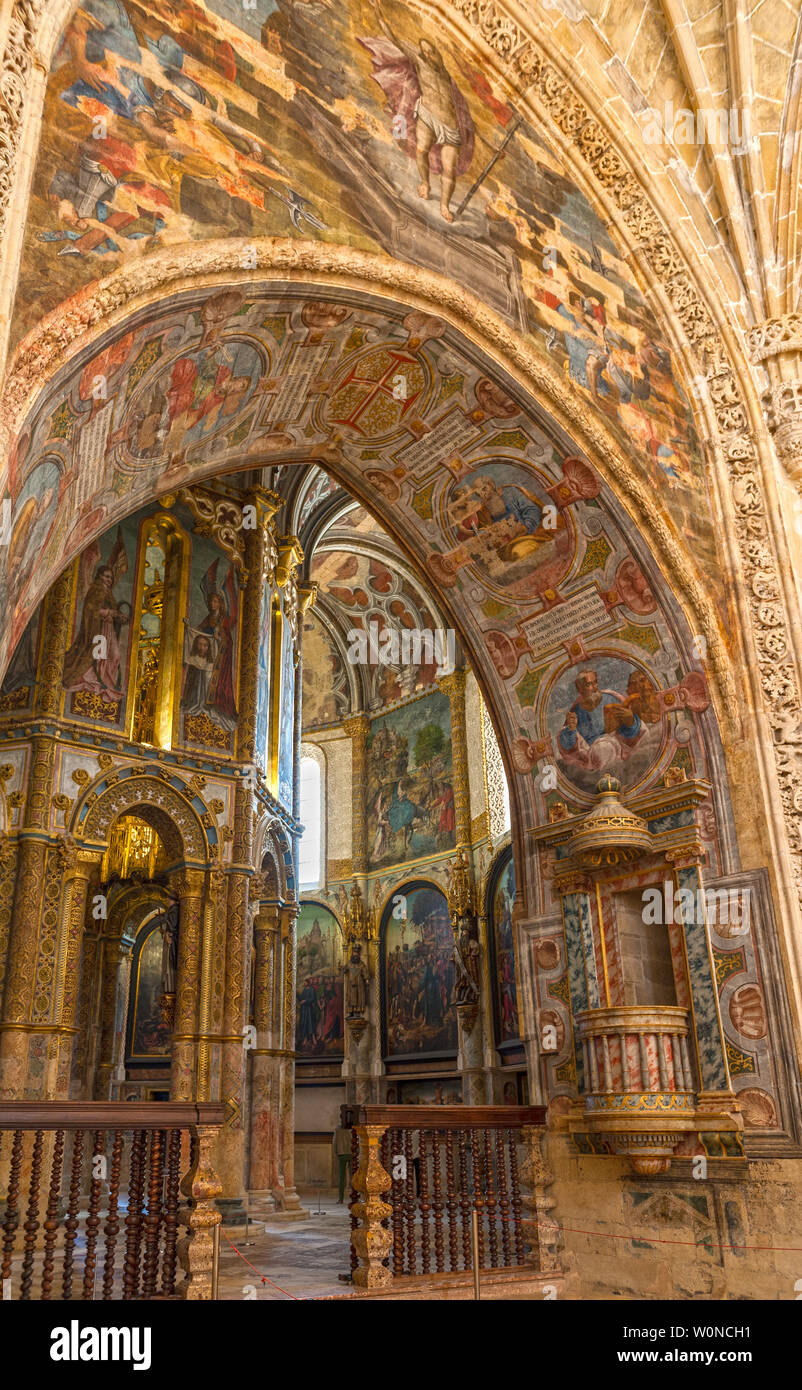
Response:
[298, 752, 323, 888]
[482, 700, 511, 840]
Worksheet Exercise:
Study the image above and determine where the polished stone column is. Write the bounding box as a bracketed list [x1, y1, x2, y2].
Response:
[275, 902, 304, 1213]
[249, 901, 279, 1200]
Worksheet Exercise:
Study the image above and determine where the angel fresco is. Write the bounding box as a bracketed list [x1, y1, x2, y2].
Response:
[360, 2, 475, 222]
[62, 528, 130, 701]
[181, 557, 238, 733]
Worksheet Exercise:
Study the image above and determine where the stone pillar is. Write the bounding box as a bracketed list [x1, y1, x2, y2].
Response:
[0, 726, 56, 1099]
[343, 714, 369, 876]
[110, 940, 133, 1095]
[249, 900, 280, 1200]
[93, 936, 125, 1100]
[519, 1125, 563, 1275]
[216, 796, 251, 1225]
[70, 924, 102, 1099]
[171, 868, 205, 1102]
[275, 902, 305, 1213]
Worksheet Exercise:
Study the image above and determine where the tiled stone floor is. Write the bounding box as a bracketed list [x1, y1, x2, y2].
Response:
[217, 1195, 353, 1301]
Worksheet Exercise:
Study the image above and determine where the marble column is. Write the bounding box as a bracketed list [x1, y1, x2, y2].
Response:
[275, 902, 304, 1212]
[249, 901, 280, 1200]
[0, 731, 56, 1099]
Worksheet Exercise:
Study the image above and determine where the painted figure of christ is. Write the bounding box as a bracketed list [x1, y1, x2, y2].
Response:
[361, 2, 475, 222]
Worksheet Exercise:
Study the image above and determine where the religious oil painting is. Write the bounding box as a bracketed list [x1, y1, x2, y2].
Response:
[295, 903, 345, 1061]
[180, 533, 240, 753]
[383, 884, 457, 1058]
[547, 655, 671, 798]
[367, 691, 455, 872]
[490, 853, 519, 1046]
[62, 521, 135, 726]
[128, 911, 177, 1059]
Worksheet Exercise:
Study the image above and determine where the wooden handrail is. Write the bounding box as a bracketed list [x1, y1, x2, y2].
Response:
[355, 1105, 547, 1130]
[0, 1102, 226, 1130]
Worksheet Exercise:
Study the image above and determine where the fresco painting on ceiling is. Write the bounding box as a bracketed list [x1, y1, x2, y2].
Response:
[438, 458, 576, 601]
[295, 903, 344, 1060]
[129, 914, 177, 1059]
[0, 611, 41, 712]
[367, 690, 455, 871]
[62, 521, 134, 726]
[384, 884, 457, 1057]
[490, 854, 519, 1046]
[310, 547, 443, 708]
[15, 0, 706, 556]
[545, 653, 710, 799]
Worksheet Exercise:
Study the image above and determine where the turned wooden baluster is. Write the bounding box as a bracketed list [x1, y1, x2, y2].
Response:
[141, 1129, 165, 1298]
[349, 1127, 359, 1280]
[418, 1128, 431, 1274]
[444, 1131, 459, 1271]
[483, 1127, 500, 1268]
[2, 1130, 24, 1291]
[41, 1129, 65, 1299]
[62, 1131, 84, 1298]
[403, 1127, 415, 1275]
[387, 1128, 405, 1277]
[123, 1129, 147, 1297]
[82, 1129, 105, 1299]
[102, 1130, 124, 1300]
[457, 1129, 472, 1271]
[469, 1126, 485, 1269]
[507, 1129, 524, 1264]
[19, 1129, 44, 1299]
[431, 1129, 445, 1273]
[161, 1129, 182, 1295]
[496, 1127, 512, 1267]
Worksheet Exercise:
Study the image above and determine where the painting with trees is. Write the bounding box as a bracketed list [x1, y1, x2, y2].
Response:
[366, 690, 455, 871]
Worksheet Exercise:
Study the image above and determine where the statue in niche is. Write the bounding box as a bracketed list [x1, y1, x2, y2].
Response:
[159, 905, 179, 996]
[453, 910, 481, 1006]
[344, 943, 369, 1019]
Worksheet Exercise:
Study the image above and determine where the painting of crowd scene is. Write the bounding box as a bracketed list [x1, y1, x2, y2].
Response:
[367, 692, 455, 872]
[490, 854, 519, 1046]
[295, 903, 345, 1060]
[386, 1079, 463, 1105]
[383, 884, 457, 1057]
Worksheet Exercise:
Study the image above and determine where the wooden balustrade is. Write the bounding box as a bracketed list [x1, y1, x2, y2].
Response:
[0, 1103, 225, 1301]
[348, 1105, 553, 1290]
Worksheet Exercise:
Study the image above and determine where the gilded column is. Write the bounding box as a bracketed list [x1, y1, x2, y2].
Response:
[171, 868, 205, 1102]
[235, 488, 280, 766]
[34, 567, 73, 717]
[438, 669, 470, 847]
[70, 925, 102, 1098]
[54, 854, 96, 1098]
